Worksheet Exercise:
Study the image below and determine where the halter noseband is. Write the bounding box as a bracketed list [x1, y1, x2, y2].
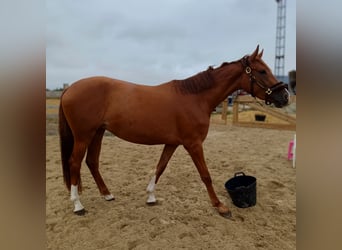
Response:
[241, 56, 288, 105]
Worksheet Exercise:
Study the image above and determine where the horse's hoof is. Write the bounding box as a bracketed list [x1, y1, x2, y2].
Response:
[104, 194, 115, 201]
[146, 200, 158, 206]
[220, 211, 233, 220]
[146, 194, 157, 205]
[74, 209, 87, 216]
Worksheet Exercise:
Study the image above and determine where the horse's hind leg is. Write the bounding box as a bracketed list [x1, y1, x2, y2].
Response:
[86, 128, 114, 201]
[146, 144, 178, 204]
[69, 140, 88, 215]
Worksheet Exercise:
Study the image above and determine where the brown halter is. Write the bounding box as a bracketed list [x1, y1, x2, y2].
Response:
[241, 56, 288, 105]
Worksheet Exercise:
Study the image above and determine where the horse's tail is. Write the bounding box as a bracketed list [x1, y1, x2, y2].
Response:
[58, 93, 74, 191]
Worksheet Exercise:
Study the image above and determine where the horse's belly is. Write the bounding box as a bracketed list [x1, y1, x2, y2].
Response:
[106, 117, 181, 145]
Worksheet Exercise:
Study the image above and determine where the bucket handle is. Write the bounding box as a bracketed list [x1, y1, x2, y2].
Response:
[234, 172, 246, 177]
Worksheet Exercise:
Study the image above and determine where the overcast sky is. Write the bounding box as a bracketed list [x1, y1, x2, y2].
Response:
[46, 0, 296, 90]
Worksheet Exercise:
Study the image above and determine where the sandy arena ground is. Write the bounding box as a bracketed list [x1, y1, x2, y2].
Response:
[46, 99, 296, 249]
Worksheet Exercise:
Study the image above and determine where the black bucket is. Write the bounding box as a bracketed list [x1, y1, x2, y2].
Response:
[225, 172, 256, 208]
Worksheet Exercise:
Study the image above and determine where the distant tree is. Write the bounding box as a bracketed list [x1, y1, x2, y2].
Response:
[53, 87, 64, 91]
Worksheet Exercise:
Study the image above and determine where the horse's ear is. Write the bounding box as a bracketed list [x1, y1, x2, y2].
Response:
[250, 45, 259, 61]
[257, 49, 264, 59]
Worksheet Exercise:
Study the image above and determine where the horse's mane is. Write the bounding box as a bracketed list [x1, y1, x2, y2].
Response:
[173, 70, 213, 94]
[173, 62, 230, 94]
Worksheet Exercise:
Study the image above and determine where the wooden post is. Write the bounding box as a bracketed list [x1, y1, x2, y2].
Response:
[232, 101, 239, 124]
[221, 100, 228, 124]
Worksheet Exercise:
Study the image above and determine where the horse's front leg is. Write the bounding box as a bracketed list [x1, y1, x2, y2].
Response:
[184, 142, 232, 219]
[146, 144, 178, 204]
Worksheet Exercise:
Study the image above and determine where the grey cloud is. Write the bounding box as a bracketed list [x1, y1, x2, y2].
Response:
[47, 0, 296, 89]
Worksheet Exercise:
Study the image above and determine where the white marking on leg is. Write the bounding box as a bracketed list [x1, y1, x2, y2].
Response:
[146, 175, 157, 204]
[70, 185, 84, 212]
[70, 185, 79, 201]
[104, 194, 114, 201]
[146, 175, 156, 192]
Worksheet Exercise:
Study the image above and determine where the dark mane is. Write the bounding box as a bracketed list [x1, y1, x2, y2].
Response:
[173, 62, 231, 94]
[173, 68, 214, 94]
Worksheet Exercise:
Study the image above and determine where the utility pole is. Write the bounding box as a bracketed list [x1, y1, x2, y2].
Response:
[274, 0, 286, 79]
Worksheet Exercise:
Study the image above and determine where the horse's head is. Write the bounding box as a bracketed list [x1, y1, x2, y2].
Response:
[240, 45, 289, 108]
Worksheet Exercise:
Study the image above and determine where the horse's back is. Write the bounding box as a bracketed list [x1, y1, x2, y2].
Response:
[62, 76, 127, 99]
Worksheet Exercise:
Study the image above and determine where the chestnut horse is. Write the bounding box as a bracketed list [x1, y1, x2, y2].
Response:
[59, 46, 289, 218]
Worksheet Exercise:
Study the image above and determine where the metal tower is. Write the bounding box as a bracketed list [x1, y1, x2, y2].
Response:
[274, 0, 286, 78]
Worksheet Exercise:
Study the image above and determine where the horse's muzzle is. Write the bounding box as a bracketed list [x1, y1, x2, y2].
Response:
[270, 88, 290, 108]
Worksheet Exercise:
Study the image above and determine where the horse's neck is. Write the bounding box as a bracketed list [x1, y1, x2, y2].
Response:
[165, 62, 242, 114]
[200, 63, 242, 111]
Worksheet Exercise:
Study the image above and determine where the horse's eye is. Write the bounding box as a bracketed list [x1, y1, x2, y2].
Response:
[259, 70, 267, 75]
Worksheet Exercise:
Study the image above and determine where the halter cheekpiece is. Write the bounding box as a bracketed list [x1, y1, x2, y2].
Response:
[241, 56, 288, 105]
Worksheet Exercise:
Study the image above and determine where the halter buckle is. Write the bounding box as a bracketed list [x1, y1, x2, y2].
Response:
[245, 67, 251, 74]
[266, 88, 272, 95]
